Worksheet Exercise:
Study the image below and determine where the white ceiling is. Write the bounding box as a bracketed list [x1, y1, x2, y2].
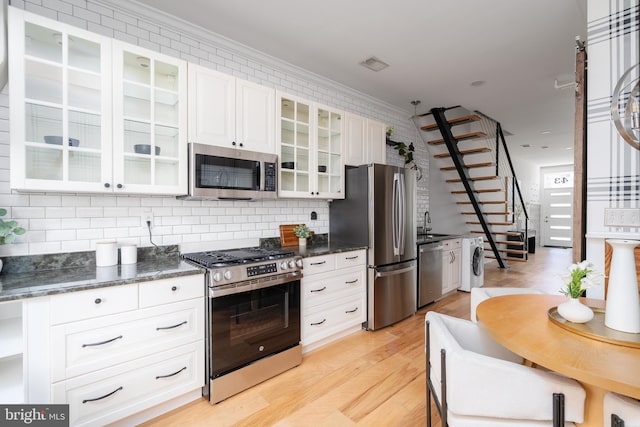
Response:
[135, 0, 588, 166]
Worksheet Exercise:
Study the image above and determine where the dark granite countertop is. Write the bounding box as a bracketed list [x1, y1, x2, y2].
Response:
[416, 233, 463, 245]
[0, 245, 204, 302]
[260, 234, 367, 258]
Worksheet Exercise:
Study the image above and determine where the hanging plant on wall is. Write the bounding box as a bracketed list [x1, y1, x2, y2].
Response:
[387, 127, 422, 181]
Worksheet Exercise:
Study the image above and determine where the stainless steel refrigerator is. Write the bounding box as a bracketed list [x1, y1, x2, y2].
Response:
[329, 164, 416, 330]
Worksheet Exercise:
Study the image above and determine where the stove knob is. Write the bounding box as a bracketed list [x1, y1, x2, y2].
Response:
[280, 261, 289, 270]
[224, 270, 233, 280]
[212, 272, 222, 282]
[295, 259, 303, 268]
[288, 260, 296, 269]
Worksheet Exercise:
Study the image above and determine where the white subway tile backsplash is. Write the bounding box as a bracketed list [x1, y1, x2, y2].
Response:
[61, 218, 91, 229]
[29, 241, 62, 255]
[46, 229, 77, 242]
[76, 207, 104, 217]
[77, 228, 104, 240]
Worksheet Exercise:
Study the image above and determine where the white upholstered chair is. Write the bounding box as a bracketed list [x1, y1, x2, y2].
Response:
[425, 311, 586, 427]
[470, 287, 545, 323]
[604, 392, 640, 427]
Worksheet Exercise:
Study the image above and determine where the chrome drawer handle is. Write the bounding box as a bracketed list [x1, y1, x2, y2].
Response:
[82, 335, 123, 348]
[156, 366, 187, 380]
[345, 279, 358, 284]
[310, 286, 327, 293]
[156, 320, 187, 331]
[82, 386, 123, 403]
[310, 319, 327, 326]
[310, 261, 326, 265]
[345, 307, 358, 314]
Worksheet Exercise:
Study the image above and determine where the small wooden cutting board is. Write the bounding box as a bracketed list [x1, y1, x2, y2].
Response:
[279, 224, 313, 246]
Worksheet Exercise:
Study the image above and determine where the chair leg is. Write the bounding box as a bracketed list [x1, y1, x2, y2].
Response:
[553, 393, 565, 427]
[426, 321, 432, 427]
[612, 413, 625, 427]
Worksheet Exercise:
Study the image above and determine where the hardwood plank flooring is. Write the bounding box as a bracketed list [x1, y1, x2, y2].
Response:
[141, 246, 572, 427]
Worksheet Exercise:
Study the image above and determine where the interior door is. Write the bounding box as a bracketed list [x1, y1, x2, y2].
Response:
[541, 169, 574, 247]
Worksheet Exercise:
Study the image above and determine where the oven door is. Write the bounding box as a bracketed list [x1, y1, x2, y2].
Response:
[209, 280, 301, 378]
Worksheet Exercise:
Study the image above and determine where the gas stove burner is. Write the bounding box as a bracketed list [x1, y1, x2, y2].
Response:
[182, 247, 297, 269]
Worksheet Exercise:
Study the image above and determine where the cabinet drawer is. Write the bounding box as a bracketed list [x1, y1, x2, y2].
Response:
[302, 254, 335, 276]
[51, 299, 204, 382]
[52, 342, 204, 427]
[302, 267, 365, 309]
[302, 296, 365, 345]
[139, 274, 204, 308]
[50, 284, 138, 325]
[335, 250, 366, 269]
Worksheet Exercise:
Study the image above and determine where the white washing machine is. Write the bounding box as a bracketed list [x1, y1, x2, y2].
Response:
[459, 236, 484, 292]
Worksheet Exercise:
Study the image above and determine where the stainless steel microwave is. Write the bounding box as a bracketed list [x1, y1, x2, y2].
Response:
[185, 143, 277, 200]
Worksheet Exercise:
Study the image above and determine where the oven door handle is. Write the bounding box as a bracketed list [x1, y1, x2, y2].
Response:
[209, 271, 301, 298]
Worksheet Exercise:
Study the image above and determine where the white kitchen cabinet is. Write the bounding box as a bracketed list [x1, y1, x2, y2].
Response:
[9, 8, 188, 195]
[277, 92, 344, 199]
[9, 8, 112, 193]
[112, 41, 188, 195]
[0, 301, 24, 404]
[188, 64, 275, 153]
[344, 113, 386, 166]
[301, 250, 366, 352]
[25, 273, 205, 426]
[442, 239, 462, 295]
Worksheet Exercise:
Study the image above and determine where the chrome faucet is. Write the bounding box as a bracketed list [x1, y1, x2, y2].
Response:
[424, 210, 431, 233]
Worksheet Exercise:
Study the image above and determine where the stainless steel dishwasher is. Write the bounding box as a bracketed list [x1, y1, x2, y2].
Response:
[418, 242, 443, 308]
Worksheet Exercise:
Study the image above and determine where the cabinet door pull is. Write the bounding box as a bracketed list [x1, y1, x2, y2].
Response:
[171, 286, 178, 291]
[310, 319, 327, 326]
[82, 386, 123, 403]
[94, 298, 102, 304]
[345, 279, 358, 284]
[345, 307, 358, 314]
[345, 255, 359, 260]
[156, 320, 187, 331]
[310, 261, 326, 265]
[310, 286, 326, 293]
[156, 366, 187, 380]
[82, 335, 123, 348]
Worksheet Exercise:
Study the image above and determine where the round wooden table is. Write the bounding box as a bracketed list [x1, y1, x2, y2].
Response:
[476, 294, 640, 427]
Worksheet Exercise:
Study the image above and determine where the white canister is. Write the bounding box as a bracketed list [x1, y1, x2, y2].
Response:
[120, 244, 138, 265]
[96, 241, 118, 267]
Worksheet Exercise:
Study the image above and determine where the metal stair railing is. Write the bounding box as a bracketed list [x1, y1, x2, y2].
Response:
[430, 107, 507, 268]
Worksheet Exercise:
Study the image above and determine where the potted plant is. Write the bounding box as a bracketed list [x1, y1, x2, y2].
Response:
[556, 260, 603, 323]
[0, 208, 26, 272]
[293, 224, 311, 248]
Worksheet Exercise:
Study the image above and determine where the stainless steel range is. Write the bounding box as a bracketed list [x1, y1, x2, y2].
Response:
[182, 247, 303, 404]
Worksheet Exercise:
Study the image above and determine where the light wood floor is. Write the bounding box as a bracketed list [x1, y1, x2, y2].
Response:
[141, 246, 572, 427]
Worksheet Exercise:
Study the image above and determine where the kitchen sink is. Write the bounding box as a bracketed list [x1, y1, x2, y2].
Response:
[417, 233, 449, 238]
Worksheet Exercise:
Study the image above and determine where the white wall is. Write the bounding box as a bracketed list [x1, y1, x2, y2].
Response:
[0, 0, 431, 256]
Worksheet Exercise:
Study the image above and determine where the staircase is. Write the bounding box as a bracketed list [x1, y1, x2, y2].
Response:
[413, 106, 529, 268]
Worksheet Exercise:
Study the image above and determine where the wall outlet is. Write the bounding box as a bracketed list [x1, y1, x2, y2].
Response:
[604, 208, 640, 227]
[142, 209, 154, 227]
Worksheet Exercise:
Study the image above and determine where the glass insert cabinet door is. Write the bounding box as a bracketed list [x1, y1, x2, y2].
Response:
[315, 105, 343, 198]
[278, 95, 311, 195]
[9, 8, 113, 192]
[112, 42, 187, 194]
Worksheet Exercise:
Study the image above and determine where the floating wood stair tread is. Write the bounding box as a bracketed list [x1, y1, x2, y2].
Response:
[428, 131, 487, 145]
[420, 114, 481, 131]
[488, 247, 528, 255]
[471, 230, 521, 236]
[467, 221, 513, 226]
[446, 176, 498, 183]
[462, 211, 508, 215]
[434, 147, 491, 158]
[485, 255, 527, 263]
[451, 188, 501, 194]
[440, 162, 495, 171]
[457, 201, 507, 205]
[494, 239, 524, 245]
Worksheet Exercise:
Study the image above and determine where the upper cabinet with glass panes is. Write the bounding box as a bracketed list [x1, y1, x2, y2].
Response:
[8, 8, 187, 195]
[276, 92, 344, 199]
[9, 8, 113, 192]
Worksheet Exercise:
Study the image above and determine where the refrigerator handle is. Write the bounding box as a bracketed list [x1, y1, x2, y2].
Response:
[392, 173, 400, 256]
[398, 173, 406, 255]
[375, 265, 415, 278]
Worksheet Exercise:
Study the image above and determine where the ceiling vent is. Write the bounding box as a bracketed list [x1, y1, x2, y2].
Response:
[359, 56, 389, 72]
